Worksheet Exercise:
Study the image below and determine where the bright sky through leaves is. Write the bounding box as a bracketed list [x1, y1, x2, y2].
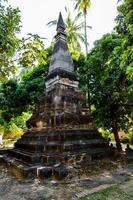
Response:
[8, 0, 118, 51]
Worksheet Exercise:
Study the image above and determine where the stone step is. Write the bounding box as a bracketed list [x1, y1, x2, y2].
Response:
[14, 138, 108, 153]
[15, 141, 45, 152]
[11, 138, 109, 166]
[17, 130, 103, 145]
[22, 129, 101, 139]
[41, 147, 112, 165]
[8, 149, 42, 165]
[45, 139, 108, 152]
[43, 147, 111, 156]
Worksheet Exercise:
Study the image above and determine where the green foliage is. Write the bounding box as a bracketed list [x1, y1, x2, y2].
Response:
[9, 112, 32, 130]
[115, 0, 133, 79]
[76, 0, 133, 149]
[99, 128, 112, 140]
[0, 0, 49, 140]
[64, 7, 88, 59]
[128, 132, 133, 144]
[0, 0, 21, 82]
[0, 124, 4, 134]
[3, 112, 31, 140]
[74, 54, 86, 89]
[0, 63, 48, 140]
[72, 0, 91, 13]
[19, 34, 48, 69]
[72, 0, 92, 55]
[82, 32, 132, 151]
[0, 1, 48, 83]
[86, 34, 131, 130]
[128, 121, 133, 144]
[0, 64, 48, 123]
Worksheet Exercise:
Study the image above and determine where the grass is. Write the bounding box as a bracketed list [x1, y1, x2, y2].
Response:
[80, 184, 133, 200]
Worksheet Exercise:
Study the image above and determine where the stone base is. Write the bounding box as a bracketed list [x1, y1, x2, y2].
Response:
[0, 155, 69, 180]
[0, 128, 115, 179]
[0, 147, 115, 180]
[53, 164, 68, 180]
[37, 166, 53, 179]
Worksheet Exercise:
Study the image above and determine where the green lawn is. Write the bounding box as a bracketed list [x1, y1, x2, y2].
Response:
[80, 183, 133, 200]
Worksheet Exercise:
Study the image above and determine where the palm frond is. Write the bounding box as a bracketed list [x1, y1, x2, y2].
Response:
[76, 22, 85, 30]
[87, 25, 92, 29]
[78, 34, 86, 43]
[74, 0, 82, 10]
[47, 20, 57, 27]
[74, 11, 82, 21]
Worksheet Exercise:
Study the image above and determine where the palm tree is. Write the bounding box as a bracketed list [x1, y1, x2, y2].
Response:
[72, 0, 91, 56]
[47, 7, 89, 59]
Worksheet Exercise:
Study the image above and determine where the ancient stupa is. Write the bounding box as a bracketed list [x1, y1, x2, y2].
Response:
[5, 13, 112, 179]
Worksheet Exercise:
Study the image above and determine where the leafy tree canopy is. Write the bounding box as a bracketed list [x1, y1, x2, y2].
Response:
[0, 63, 48, 123]
[18, 34, 48, 69]
[84, 33, 132, 151]
[115, 0, 133, 79]
[0, 0, 21, 82]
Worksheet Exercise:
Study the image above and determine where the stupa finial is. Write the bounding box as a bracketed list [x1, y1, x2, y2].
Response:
[57, 12, 65, 30]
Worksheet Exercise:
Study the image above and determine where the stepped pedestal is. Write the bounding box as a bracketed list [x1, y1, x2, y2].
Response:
[5, 128, 113, 179]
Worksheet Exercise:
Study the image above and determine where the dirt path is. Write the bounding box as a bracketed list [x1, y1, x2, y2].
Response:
[0, 159, 133, 200]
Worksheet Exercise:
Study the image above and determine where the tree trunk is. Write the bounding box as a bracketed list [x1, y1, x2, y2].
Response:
[84, 10, 88, 57]
[112, 117, 122, 152]
[84, 10, 90, 109]
[86, 90, 91, 111]
[88, 91, 91, 111]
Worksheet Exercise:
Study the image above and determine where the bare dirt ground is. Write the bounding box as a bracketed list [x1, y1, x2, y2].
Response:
[0, 157, 133, 200]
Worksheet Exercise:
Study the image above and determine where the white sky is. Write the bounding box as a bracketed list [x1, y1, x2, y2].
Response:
[8, 0, 118, 51]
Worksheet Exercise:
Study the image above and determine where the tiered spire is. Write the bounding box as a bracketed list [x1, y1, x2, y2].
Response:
[46, 12, 75, 81]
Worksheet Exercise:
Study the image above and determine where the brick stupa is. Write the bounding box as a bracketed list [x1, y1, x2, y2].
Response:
[5, 13, 113, 179]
